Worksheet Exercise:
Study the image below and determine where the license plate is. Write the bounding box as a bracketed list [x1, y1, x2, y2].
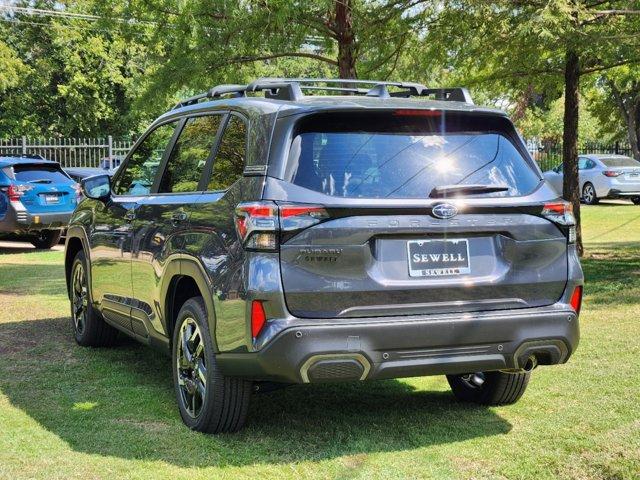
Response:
[407, 239, 470, 277]
[44, 194, 60, 204]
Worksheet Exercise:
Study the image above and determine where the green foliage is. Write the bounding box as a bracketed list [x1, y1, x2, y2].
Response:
[518, 96, 607, 143]
[0, 0, 157, 138]
[0, 40, 27, 92]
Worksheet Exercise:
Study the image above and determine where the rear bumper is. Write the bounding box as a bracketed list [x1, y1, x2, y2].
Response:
[217, 304, 580, 384]
[0, 202, 73, 233]
[605, 188, 640, 198]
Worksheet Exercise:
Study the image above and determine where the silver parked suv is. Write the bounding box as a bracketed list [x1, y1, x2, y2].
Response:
[64, 78, 583, 433]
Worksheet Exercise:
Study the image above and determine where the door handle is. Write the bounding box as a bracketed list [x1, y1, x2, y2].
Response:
[171, 211, 188, 224]
[124, 210, 136, 223]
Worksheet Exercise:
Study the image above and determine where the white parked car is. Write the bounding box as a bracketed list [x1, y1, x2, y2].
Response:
[543, 154, 640, 205]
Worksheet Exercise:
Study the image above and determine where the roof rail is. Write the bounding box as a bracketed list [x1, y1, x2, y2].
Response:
[172, 78, 473, 109]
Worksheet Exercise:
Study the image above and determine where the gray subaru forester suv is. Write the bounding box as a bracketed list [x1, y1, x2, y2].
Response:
[64, 78, 583, 433]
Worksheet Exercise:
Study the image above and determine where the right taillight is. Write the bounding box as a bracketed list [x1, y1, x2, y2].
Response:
[569, 285, 583, 314]
[541, 201, 576, 243]
[234, 201, 329, 251]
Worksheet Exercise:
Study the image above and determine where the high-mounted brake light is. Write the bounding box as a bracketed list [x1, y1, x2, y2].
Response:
[569, 286, 583, 314]
[393, 109, 442, 117]
[7, 184, 33, 202]
[234, 201, 329, 250]
[250, 300, 267, 339]
[603, 170, 622, 177]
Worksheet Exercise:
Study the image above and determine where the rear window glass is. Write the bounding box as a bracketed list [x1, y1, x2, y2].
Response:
[600, 157, 640, 168]
[285, 112, 541, 198]
[13, 164, 72, 184]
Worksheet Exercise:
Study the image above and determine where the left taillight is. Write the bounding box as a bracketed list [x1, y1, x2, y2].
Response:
[541, 201, 576, 243]
[234, 201, 328, 251]
[7, 184, 33, 202]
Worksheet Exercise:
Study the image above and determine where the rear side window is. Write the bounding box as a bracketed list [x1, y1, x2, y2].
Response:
[13, 164, 72, 184]
[206, 115, 247, 191]
[158, 115, 222, 193]
[285, 112, 541, 199]
[600, 157, 640, 168]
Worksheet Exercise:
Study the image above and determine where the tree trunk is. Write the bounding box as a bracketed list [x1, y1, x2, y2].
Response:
[334, 0, 357, 79]
[627, 103, 640, 159]
[562, 49, 583, 255]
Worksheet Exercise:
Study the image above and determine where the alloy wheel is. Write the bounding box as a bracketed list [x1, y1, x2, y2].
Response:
[583, 184, 595, 204]
[176, 318, 207, 418]
[71, 262, 88, 335]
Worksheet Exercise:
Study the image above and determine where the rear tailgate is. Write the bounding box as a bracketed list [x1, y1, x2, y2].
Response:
[279, 208, 567, 318]
[271, 109, 568, 319]
[11, 163, 77, 213]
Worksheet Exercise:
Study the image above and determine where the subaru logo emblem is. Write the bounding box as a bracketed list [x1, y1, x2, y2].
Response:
[432, 203, 458, 219]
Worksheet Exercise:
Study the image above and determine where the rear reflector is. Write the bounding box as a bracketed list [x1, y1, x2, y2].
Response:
[250, 300, 267, 339]
[569, 286, 583, 314]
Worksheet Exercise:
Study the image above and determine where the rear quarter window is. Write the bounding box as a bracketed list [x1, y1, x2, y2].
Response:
[600, 157, 640, 168]
[285, 111, 541, 199]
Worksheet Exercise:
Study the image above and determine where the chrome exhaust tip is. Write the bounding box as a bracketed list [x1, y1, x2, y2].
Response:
[522, 355, 538, 372]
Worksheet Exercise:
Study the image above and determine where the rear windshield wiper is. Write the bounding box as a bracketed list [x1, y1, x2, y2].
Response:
[429, 184, 509, 198]
[27, 179, 52, 184]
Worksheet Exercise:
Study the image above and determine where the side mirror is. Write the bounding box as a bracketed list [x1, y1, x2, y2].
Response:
[81, 174, 111, 201]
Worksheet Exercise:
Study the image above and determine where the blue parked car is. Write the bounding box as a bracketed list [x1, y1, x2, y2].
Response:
[0, 155, 78, 248]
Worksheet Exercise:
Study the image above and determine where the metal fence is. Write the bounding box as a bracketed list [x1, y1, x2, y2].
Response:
[0, 135, 634, 173]
[0, 136, 134, 169]
[527, 139, 633, 172]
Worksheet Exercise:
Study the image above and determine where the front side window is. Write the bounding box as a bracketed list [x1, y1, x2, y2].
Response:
[158, 115, 222, 193]
[113, 121, 178, 195]
[286, 112, 541, 199]
[206, 115, 247, 191]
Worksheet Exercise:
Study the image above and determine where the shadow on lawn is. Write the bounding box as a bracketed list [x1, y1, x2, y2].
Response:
[0, 316, 511, 468]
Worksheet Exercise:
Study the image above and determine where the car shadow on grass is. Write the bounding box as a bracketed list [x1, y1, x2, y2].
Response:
[0, 316, 512, 468]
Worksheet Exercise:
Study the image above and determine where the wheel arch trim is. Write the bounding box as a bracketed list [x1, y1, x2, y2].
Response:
[160, 255, 219, 352]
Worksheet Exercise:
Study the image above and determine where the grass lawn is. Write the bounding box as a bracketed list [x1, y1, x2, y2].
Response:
[0, 204, 639, 480]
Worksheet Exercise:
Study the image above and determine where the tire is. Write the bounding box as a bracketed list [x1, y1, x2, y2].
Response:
[631, 197, 640, 205]
[69, 250, 118, 347]
[172, 297, 252, 433]
[447, 370, 531, 406]
[582, 183, 599, 205]
[31, 229, 62, 249]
